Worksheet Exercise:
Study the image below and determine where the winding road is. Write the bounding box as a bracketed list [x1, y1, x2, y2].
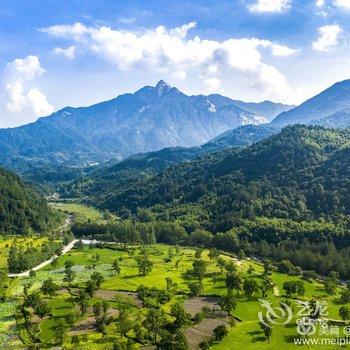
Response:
[8, 239, 78, 277]
[8, 238, 118, 277]
[8, 216, 76, 278]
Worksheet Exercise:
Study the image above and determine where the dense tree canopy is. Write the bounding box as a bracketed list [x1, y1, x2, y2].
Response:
[68, 126, 350, 278]
[0, 167, 58, 234]
[68, 126, 350, 229]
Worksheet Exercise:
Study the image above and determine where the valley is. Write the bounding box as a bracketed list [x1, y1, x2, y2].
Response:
[0, 75, 350, 350]
[0, 196, 350, 349]
[3, 2, 350, 349]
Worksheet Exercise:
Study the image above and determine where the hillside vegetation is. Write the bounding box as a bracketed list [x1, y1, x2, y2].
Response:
[58, 125, 276, 198]
[75, 125, 350, 224]
[0, 167, 59, 235]
[64, 125, 350, 278]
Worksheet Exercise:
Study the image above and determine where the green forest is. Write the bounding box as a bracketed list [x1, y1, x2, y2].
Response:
[0, 167, 60, 235]
[2, 125, 350, 349]
[57, 125, 350, 281]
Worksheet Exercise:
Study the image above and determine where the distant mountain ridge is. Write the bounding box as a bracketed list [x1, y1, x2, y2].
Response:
[271, 79, 350, 127]
[0, 80, 292, 172]
[312, 108, 350, 128]
[58, 124, 276, 198]
[218, 97, 295, 122]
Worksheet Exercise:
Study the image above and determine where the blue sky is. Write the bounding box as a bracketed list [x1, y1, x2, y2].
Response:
[1, 0, 350, 127]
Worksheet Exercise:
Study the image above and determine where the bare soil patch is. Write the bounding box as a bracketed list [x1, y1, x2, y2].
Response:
[95, 289, 143, 307]
[184, 296, 222, 316]
[108, 308, 119, 317]
[184, 296, 230, 349]
[185, 315, 230, 350]
[95, 289, 118, 300]
[69, 316, 95, 336]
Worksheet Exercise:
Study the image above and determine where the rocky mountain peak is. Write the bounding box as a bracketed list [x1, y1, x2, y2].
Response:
[155, 80, 172, 95]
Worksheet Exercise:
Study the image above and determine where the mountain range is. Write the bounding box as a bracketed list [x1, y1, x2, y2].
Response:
[2, 78, 350, 174]
[0, 80, 292, 172]
[58, 124, 277, 198]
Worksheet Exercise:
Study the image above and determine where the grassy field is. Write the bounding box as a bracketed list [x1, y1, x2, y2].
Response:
[50, 202, 104, 221]
[5, 243, 349, 349]
[39, 246, 259, 294]
[50, 202, 116, 223]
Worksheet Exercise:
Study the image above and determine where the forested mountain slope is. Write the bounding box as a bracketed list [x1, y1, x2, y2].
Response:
[85, 125, 350, 231]
[0, 167, 57, 234]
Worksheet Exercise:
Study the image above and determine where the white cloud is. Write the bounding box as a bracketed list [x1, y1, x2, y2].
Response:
[53, 46, 76, 59]
[249, 0, 291, 13]
[42, 22, 89, 40]
[5, 55, 54, 118]
[334, 0, 350, 8]
[204, 77, 221, 91]
[170, 21, 197, 38]
[7, 55, 45, 80]
[315, 0, 328, 17]
[207, 65, 218, 74]
[259, 39, 298, 56]
[26, 89, 55, 115]
[42, 22, 297, 102]
[5, 82, 27, 113]
[171, 70, 187, 80]
[312, 24, 342, 51]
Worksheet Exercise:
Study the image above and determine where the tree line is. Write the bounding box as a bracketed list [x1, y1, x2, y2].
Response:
[71, 214, 350, 279]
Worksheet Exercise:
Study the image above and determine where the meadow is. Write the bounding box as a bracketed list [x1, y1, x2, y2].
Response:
[49, 202, 106, 222]
[49, 202, 116, 223]
[5, 243, 350, 349]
